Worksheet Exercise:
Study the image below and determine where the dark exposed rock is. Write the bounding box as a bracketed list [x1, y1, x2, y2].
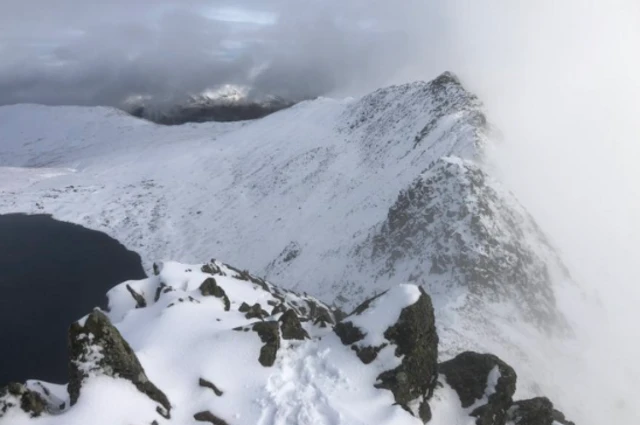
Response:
[374, 288, 439, 423]
[199, 378, 224, 396]
[440, 351, 517, 425]
[312, 309, 334, 328]
[154, 283, 167, 302]
[508, 397, 575, 425]
[201, 262, 223, 276]
[333, 287, 438, 423]
[194, 410, 230, 425]
[354, 345, 386, 365]
[271, 303, 288, 316]
[239, 302, 269, 320]
[251, 321, 280, 367]
[0, 382, 48, 418]
[333, 321, 365, 345]
[279, 309, 309, 340]
[126, 284, 147, 308]
[68, 310, 171, 418]
[199, 278, 231, 311]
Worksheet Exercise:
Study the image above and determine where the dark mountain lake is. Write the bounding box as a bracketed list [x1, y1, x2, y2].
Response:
[0, 213, 146, 386]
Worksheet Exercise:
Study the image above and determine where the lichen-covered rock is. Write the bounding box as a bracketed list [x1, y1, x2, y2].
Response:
[0, 383, 47, 418]
[199, 277, 231, 311]
[508, 397, 576, 425]
[251, 321, 280, 367]
[440, 351, 517, 425]
[68, 309, 171, 418]
[279, 309, 309, 340]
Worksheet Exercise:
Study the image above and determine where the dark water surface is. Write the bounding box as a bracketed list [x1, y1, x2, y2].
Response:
[0, 214, 146, 386]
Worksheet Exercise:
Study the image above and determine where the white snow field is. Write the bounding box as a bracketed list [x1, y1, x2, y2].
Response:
[0, 261, 570, 425]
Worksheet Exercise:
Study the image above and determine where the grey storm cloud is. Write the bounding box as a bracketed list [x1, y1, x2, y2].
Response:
[0, 0, 425, 106]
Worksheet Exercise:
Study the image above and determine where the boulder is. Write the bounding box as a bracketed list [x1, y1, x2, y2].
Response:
[279, 309, 310, 340]
[508, 397, 576, 425]
[68, 310, 171, 418]
[439, 351, 517, 425]
[251, 321, 280, 367]
[199, 277, 231, 311]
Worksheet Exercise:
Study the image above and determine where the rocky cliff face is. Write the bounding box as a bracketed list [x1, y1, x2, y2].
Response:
[0, 260, 574, 425]
[348, 157, 570, 331]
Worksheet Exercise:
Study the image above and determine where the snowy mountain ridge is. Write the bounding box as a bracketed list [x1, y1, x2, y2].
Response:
[0, 72, 585, 421]
[0, 260, 575, 425]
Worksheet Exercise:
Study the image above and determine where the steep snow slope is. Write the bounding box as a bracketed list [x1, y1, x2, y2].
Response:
[0, 72, 492, 303]
[0, 73, 582, 417]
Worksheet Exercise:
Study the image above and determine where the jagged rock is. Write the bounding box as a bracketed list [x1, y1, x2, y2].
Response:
[440, 351, 517, 425]
[126, 284, 147, 308]
[508, 397, 576, 425]
[194, 410, 230, 425]
[68, 310, 171, 418]
[239, 302, 269, 320]
[279, 309, 309, 340]
[251, 321, 280, 367]
[358, 157, 571, 331]
[199, 277, 231, 311]
[374, 287, 439, 423]
[334, 286, 438, 423]
[0, 382, 47, 418]
[199, 378, 223, 396]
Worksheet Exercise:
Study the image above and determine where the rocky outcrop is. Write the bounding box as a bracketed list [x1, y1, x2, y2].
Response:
[251, 321, 280, 367]
[375, 288, 439, 422]
[279, 309, 309, 340]
[358, 157, 570, 331]
[440, 351, 516, 425]
[68, 310, 171, 418]
[334, 286, 439, 423]
[439, 352, 575, 425]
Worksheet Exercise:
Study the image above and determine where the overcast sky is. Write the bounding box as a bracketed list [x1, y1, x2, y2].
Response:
[0, 0, 429, 106]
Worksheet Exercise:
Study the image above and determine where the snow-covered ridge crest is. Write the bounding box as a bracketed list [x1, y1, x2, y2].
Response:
[0, 259, 575, 425]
